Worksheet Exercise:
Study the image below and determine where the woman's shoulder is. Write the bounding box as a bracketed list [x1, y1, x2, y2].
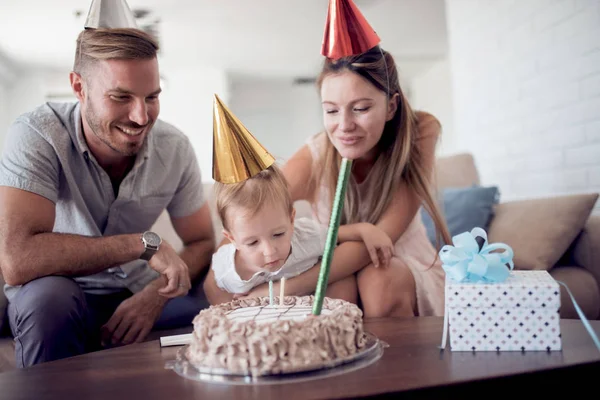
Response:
[305, 131, 328, 157]
[414, 111, 442, 140]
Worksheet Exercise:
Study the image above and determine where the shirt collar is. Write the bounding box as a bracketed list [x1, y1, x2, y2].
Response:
[73, 102, 90, 157]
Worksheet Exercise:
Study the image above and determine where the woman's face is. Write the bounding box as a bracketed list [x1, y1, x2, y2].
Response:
[320, 70, 395, 161]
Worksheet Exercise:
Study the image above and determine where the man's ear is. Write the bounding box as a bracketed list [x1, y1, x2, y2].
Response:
[386, 93, 400, 121]
[70, 71, 85, 102]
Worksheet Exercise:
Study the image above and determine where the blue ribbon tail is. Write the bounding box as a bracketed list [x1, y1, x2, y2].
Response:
[557, 280, 600, 352]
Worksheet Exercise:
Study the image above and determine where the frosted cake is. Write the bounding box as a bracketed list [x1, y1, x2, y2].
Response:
[186, 295, 367, 376]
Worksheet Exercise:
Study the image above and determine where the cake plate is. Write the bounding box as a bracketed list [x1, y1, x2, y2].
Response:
[165, 332, 387, 385]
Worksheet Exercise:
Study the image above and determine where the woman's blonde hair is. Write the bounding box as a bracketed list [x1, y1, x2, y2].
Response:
[315, 46, 451, 248]
[73, 28, 159, 76]
[215, 164, 293, 231]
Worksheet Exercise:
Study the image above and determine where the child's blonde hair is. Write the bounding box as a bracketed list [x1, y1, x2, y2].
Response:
[215, 164, 293, 231]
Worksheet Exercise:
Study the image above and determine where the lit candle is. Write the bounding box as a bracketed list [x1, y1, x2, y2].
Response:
[279, 277, 286, 307]
[312, 157, 352, 315]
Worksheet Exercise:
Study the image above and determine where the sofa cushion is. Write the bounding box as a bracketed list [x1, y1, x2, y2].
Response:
[487, 193, 599, 270]
[550, 266, 600, 320]
[573, 215, 600, 288]
[422, 185, 499, 245]
[435, 153, 480, 189]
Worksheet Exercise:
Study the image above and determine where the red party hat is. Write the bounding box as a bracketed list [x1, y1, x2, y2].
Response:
[321, 0, 381, 60]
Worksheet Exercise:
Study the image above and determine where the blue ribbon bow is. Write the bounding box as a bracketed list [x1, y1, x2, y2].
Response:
[439, 227, 514, 283]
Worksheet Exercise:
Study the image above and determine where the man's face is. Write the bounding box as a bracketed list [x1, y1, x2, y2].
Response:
[77, 58, 161, 158]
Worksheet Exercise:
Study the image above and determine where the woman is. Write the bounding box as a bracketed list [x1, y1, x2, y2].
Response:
[243, 46, 451, 317]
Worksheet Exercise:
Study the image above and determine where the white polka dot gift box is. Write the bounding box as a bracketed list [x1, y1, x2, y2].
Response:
[445, 270, 561, 351]
[438, 228, 561, 352]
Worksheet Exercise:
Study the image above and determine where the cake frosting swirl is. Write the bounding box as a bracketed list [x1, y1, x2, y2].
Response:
[186, 295, 367, 376]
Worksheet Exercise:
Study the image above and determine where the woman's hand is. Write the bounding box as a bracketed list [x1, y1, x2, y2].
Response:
[357, 223, 394, 268]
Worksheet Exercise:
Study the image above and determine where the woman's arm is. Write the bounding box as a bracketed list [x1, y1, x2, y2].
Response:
[245, 240, 371, 298]
[377, 112, 441, 243]
[281, 144, 316, 202]
[337, 224, 364, 242]
[339, 223, 394, 267]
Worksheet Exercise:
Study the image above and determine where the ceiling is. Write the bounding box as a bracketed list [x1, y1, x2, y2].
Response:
[0, 0, 448, 80]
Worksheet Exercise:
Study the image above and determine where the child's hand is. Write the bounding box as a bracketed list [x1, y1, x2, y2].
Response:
[358, 223, 394, 268]
[232, 292, 249, 300]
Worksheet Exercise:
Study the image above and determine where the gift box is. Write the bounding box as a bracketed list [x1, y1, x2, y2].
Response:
[446, 270, 562, 351]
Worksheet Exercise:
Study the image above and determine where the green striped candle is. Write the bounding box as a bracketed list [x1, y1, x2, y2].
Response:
[312, 157, 353, 315]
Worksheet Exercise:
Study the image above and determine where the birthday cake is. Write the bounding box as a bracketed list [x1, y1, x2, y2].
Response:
[186, 295, 367, 376]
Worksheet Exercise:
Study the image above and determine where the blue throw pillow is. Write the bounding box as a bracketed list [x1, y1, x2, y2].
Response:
[421, 186, 500, 245]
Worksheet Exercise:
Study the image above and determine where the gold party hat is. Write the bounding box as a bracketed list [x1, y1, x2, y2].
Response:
[212, 94, 275, 184]
[321, 0, 380, 60]
[84, 0, 138, 29]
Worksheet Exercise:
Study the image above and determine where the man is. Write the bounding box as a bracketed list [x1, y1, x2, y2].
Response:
[0, 0, 215, 368]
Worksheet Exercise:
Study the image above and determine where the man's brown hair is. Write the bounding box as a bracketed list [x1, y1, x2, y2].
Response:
[73, 28, 159, 76]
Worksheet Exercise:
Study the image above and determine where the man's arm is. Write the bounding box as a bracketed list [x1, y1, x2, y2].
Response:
[100, 203, 215, 345]
[0, 186, 190, 297]
[170, 202, 215, 283]
[0, 187, 145, 286]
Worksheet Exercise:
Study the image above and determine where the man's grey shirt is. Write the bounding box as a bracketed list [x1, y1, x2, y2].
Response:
[0, 102, 205, 301]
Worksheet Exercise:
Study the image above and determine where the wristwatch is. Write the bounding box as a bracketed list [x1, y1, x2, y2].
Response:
[140, 231, 162, 261]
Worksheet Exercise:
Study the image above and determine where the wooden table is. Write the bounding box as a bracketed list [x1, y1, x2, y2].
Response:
[0, 317, 598, 399]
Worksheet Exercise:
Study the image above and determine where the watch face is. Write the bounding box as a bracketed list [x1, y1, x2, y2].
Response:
[143, 232, 161, 247]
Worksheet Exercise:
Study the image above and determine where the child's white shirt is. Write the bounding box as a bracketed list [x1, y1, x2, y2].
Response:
[211, 217, 327, 294]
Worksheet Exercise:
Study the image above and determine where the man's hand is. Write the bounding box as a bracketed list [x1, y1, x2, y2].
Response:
[101, 281, 167, 345]
[147, 241, 191, 298]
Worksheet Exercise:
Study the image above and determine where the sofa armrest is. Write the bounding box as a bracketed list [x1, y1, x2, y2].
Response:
[572, 215, 600, 287]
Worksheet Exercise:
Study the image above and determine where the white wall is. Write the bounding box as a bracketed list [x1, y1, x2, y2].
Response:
[229, 77, 322, 163]
[0, 53, 16, 149]
[446, 0, 600, 212]
[0, 83, 8, 145]
[0, 68, 76, 153]
[6, 69, 71, 115]
[410, 59, 456, 156]
[158, 65, 229, 183]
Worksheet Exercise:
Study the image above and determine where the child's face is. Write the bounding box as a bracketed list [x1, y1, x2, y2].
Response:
[224, 201, 295, 273]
